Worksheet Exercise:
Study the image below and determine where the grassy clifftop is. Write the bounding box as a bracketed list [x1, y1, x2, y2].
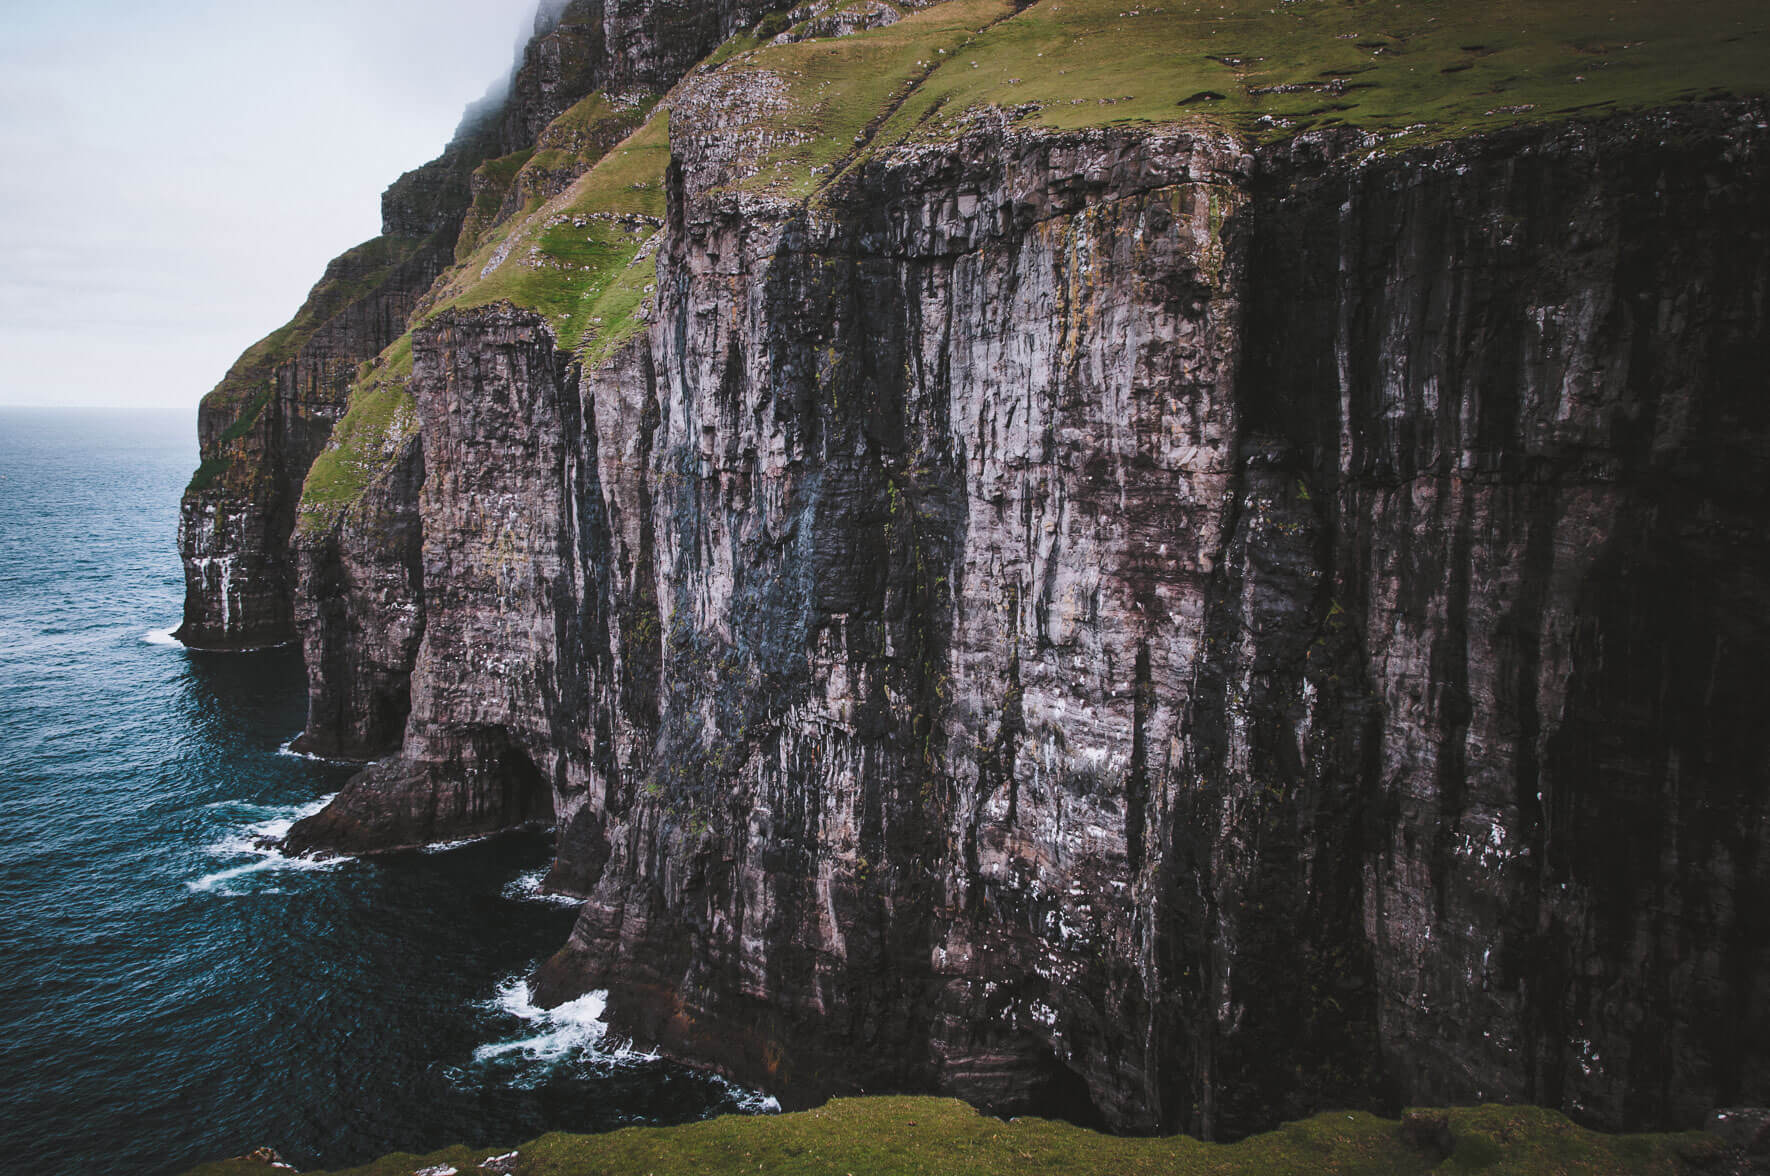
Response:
[187, 234, 427, 496]
[295, 97, 670, 536]
[295, 0, 1769, 533]
[297, 335, 418, 533]
[888, 0, 1770, 142]
[183, 1095, 1728, 1176]
[687, 0, 1770, 199]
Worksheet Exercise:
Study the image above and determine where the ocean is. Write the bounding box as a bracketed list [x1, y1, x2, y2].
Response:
[0, 408, 767, 1175]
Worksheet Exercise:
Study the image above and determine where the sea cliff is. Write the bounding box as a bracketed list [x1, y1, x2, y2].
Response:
[181, 0, 1770, 1142]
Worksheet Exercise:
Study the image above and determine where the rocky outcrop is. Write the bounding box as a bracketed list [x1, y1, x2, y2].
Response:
[287, 84, 1770, 1142]
[502, 0, 777, 146]
[174, 232, 447, 649]
[290, 308, 586, 849]
[175, 0, 776, 653]
[288, 433, 426, 761]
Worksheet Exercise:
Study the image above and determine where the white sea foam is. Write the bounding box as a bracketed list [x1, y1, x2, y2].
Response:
[275, 736, 360, 765]
[420, 836, 491, 855]
[472, 976, 638, 1071]
[187, 794, 341, 894]
[466, 973, 779, 1113]
[143, 626, 182, 646]
[187, 853, 338, 893]
[501, 868, 583, 907]
[721, 1083, 783, 1115]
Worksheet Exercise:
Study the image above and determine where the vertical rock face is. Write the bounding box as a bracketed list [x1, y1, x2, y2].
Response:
[525, 116, 1263, 1130]
[292, 309, 578, 845]
[174, 232, 450, 649]
[503, 0, 778, 144]
[293, 98, 1770, 1136]
[1235, 109, 1770, 1131]
[289, 434, 426, 761]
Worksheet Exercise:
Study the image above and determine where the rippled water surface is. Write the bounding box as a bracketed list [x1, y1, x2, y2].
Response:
[0, 409, 766, 1175]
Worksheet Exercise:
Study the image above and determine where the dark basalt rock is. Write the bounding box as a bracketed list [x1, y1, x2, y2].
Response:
[175, 0, 777, 655]
[197, 0, 1770, 1137]
[1705, 1108, 1770, 1176]
[290, 98, 1770, 1139]
[287, 431, 426, 763]
[1708, 1108, 1770, 1156]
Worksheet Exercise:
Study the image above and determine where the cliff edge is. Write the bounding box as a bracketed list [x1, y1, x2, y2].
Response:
[179, 0, 1770, 1142]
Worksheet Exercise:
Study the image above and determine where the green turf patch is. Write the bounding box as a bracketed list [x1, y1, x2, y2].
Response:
[874, 0, 1770, 147]
[455, 148, 537, 262]
[185, 386, 275, 493]
[222, 235, 426, 401]
[179, 1095, 1725, 1176]
[185, 233, 427, 498]
[454, 91, 662, 266]
[685, 0, 1020, 200]
[421, 107, 671, 356]
[296, 334, 418, 534]
[687, 0, 1768, 180]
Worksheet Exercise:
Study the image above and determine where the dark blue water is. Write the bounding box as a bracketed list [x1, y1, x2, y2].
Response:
[0, 409, 767, 1176]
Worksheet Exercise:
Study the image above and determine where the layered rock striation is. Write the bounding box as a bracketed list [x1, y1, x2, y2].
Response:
[187, 0, 1770, 1146]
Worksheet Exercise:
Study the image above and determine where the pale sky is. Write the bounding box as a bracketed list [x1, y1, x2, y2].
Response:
[0, 0, 540, 412]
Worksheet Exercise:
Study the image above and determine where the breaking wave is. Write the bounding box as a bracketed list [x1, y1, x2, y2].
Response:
[502, 867, 582, 907]
[275, 736, 358, 765]
[186, 795, 340, 894]
[466, 973, 780, 1112]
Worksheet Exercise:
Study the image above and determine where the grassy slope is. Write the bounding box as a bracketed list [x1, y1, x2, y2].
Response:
[455, 148, 537, 263]
[887, 0, 1770, 145]
[182, 1096, 1725, 1176]
[187, 235, 424, 494]
[728, 0, 1022, 198]
[688, 0, 1770, 195]
[422, 105, 670, 356]
[297, 335, 417, 531]
[296, 99, 669, 533]
[455, 92, 659, 263]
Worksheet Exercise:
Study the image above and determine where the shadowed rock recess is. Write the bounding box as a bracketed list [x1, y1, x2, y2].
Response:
[184, 0, 1770, 1142]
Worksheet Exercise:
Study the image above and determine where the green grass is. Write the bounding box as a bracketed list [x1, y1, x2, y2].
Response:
[455, 92, 661, 262]
[684, 0, 1769, 183]
[526, 91, 659, 181]
[296, 334, 417, 533]
[298, 102, 671, 526]
[222, 235, 425, 399]
[456, 148, 537, 261]
[185, 386, 275, 493]
[421, 107, 672, 356]
[185, 234, 427, 498]
[690, 0, 1021, 199]
[878, 0, 1770, 146]
[180, 1096, 1725, 1176]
